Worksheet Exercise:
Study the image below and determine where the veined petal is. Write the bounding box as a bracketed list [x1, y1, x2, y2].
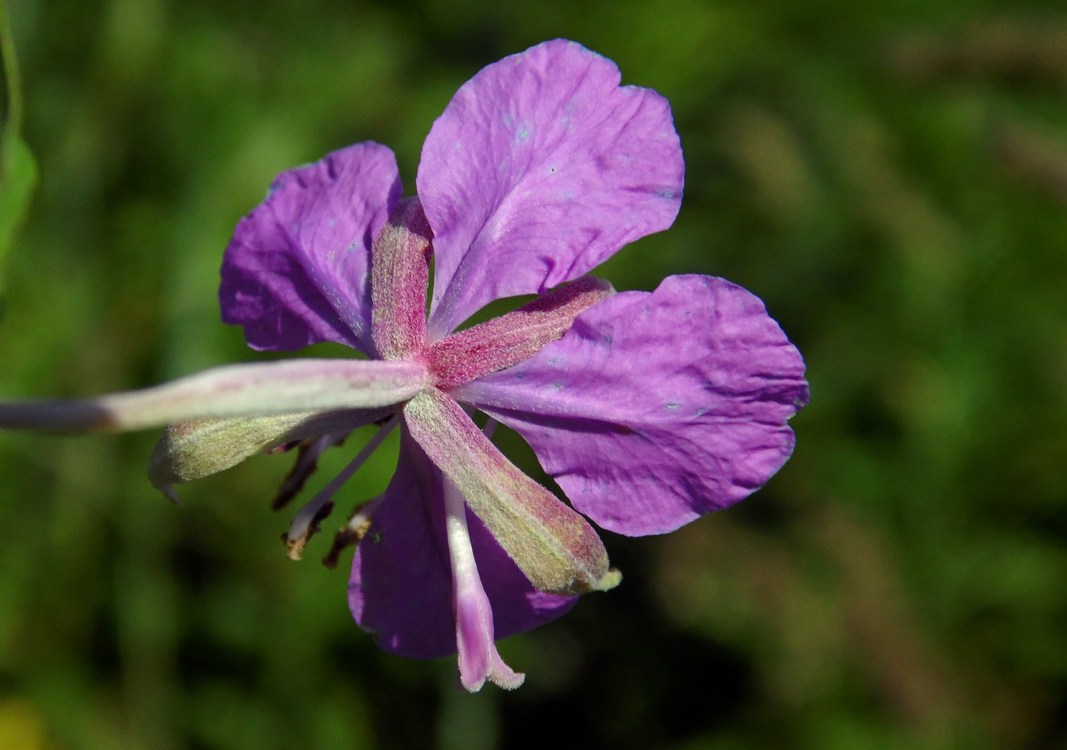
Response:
[348, 431, 576, 659]
[456, 275, 809, 537]
[0, 359, 427, 432]
[220, 143, 402, 354]
[419, 39, 684, 337]
[403, 388, 620, 595]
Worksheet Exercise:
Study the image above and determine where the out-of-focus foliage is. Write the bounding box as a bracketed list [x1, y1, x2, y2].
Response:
[0, 0, 38, 295]
[1, 0, 1065, 748]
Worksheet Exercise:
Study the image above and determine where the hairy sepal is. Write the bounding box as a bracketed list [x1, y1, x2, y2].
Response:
[148, 408, 389, 498]
[429, 277, 613, 389]
[404, 388, 619, 596]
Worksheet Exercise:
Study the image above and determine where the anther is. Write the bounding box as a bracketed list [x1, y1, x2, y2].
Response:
[281, 416, 399, 560]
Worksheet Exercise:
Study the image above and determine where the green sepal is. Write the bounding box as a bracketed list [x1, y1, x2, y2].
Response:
[147, 408, 389, 500]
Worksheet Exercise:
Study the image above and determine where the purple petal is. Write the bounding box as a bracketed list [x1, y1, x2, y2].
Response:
[220, 143, 402, 354]
[456, 275, 810, 537]
[348, 431, 576, 659]
[418, 39, 684, 336]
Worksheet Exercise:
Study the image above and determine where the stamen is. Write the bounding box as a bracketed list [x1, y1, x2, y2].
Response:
[444, 476, 524, 692]
[322, 494, 384, 569]
[284, 416, 399, 560]
[272, 431, 349, 511]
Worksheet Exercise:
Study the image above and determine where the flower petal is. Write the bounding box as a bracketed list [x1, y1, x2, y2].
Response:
[349, 431, 576, 659]
[419, 39, 684, 336]
[220, 142, 402, 353]
[456, 275, 810, 536]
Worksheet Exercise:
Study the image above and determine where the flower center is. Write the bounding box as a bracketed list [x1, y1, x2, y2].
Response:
[272, 198, 613, 568]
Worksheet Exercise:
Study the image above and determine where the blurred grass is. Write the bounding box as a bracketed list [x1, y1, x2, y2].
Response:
[1, 0, 1066, 748]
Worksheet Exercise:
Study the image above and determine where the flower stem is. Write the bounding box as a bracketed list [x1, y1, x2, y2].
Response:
[0, 359, 426, 432]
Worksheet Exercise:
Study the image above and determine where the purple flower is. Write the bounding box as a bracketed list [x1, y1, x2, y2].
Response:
[0, 40, 808, 692]
[217, 38, 807, 690]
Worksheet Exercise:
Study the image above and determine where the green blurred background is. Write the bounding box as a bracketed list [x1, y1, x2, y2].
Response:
[2, 0, 1066, 748]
